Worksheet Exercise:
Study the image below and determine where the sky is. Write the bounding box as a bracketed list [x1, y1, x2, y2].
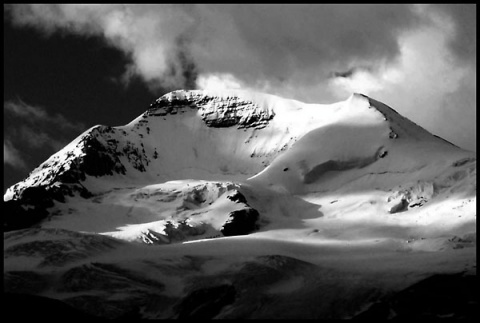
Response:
[3, 4, 476, 193]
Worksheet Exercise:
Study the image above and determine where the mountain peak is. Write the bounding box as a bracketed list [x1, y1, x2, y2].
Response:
[4, 90, 474, 231]
[4, 89, 476, 319]
[146, 89, 276, 129]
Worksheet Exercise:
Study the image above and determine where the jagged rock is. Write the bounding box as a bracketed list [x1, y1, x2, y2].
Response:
[147, 90, 275, 129]
[79, 131, 126, 177]
[388, 197, 409, 214]
[3, 125, 152, 231]
[164, 221, 207, 242]
[221, 208, 259, 236]
[141, 221, 210, 245]
[386, 181, 435, 213]
[3, 91, 276, 232]
[226, 190, 248, 204]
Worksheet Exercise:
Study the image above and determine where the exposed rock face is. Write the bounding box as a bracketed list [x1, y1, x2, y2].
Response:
[3, 91, 275, 232]
[3, 126, 149, 200]
[221, 208, 260, 236]
[139, 188, 262, 244]
[387, 181, 435, 213]
[6, 126, 129, 202]
[226, 190, 248, 204]
[147, 90, 275, 129]
[141, 222, 209, 245]
[388, 197, 409, 214]
[221, 189, 261, 236]
[2, 121, 157, 231]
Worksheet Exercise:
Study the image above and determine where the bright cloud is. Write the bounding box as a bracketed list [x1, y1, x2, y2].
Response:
[196, 73, 244, 91]
[326, 7, 475, 151]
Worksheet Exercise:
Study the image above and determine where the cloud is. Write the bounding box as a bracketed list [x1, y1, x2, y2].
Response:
[4, 99, 85, 132]
[428, 4, 476, 65]
[4, 4, 423, 92]
[15, 125, 66, 152]
[4, 4, 476, 151]
[5, 4, 200, 93]
[4, 99, 86, 168]
[4, 140, 28, 170]
[327, 5, 476, 152]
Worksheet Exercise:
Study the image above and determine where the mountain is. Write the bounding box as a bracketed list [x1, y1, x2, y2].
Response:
[3, 90, 476, 319]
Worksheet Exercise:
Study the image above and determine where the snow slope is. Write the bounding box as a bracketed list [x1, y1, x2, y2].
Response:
[3, 89, 476, 319]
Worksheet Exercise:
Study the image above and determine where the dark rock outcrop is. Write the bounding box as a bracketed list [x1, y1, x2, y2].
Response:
[388, 197, 409, 214]
[3, 125, 152, 231]
[226, 190, 248, 204]
[147, 90, 275, 129]
[4, 90, 275, 232]
[221, 208, 259, 236]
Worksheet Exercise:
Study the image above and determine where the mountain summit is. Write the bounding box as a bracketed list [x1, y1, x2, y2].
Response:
[4, 90, 476, 319]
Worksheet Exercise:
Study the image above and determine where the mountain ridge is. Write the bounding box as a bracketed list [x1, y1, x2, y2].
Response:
[3, 90, 475, 235]
[3, 89, 476, 319]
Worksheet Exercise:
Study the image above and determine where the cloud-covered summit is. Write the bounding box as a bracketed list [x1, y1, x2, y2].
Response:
[4, 4, 476, 152]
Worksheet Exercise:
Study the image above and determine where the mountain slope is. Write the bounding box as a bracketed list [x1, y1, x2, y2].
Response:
[3, 89, 476, 319]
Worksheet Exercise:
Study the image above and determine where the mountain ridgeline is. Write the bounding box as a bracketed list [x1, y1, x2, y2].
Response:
[3, 89, 476, 319]
[3, 90, 475, 236]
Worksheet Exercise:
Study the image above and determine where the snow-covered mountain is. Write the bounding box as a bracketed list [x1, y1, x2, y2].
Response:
[4, 90, 476, 319]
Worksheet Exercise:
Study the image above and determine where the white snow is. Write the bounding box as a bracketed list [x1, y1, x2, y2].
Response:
[9, 89, 475, 248]
[3, 89, 476, 318]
